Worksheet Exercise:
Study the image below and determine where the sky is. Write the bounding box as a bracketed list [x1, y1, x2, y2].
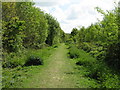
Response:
[34, 0, 119, 33]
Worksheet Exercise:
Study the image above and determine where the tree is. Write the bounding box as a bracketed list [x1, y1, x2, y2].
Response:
[45, 14, 61, 46]
[71, 28, 79, 43]
[2, 17, 25, 53]
[15, 2, 48, 48]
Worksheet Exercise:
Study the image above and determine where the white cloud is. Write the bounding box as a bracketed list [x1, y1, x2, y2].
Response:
[34, 0, 69, 6]
[34, 0, 119, 33]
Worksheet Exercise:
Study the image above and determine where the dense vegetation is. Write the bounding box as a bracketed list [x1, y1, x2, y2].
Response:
[2, 2, 66, 87]
[2, 1, 120, 88]
[69, 5, 119, 70]
[2, 2, 65, 68]
[2, 46, 56, 88]
[67, 3, 120, 88]
[68, 44, 120, 88]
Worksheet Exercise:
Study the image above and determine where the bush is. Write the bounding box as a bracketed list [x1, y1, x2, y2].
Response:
[75, 51, 100, 80]
[75, 48, 96, 66]
[102, 74, 120, 88]
[2, 52, 27, 68]
[104, 43, 120, 70]
[79, 42, 106, 61]
[79, 42, 92, 52]
[53, 45, 58, 48]
[2, 46, 53, 68]
[65, 38, 74, 45]
[74, 49, 120, 88]
[69, 45, 80, 59]
[24, 55, 43, 66]
[32, 43, 49, 49]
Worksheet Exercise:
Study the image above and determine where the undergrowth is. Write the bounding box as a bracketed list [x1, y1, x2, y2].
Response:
[2, 45, 55, 68]
[2, 66, 43, 88]
[2, 46, 55, 88]
[68, 44, 120, 88]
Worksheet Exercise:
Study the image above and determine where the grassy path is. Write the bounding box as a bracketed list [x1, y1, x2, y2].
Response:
[22, 43, 99, 88]
[3, 43, 118, 88]
[2, 43, 99, 88]
[23, 43, 79, 88]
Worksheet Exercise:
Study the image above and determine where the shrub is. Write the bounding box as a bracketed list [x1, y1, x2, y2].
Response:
[32, 43, 49, 49]
[79, 42, 92, 52]
[65, 38, 74, 45]
[76, 42, 120, 88]
[2, 46, 53, 68]
[102, 74, 120, 88]
[69, 45, 80, 59]
[104, 43, 120, 70]
[2, 52, 27, 68]
[53, 45, 58, 48]
[24, 55, 43, 66]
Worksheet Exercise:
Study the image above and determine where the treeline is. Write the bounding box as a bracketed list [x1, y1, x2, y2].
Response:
[2, 2, 65, 67]
[2, 2, 65, 52]
[66, 3, 120, 88]
[68, 5, 119, 71]
[2, 2, 64, 52]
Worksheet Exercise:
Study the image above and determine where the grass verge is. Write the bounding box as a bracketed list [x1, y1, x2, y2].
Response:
[2, 46, 56, 88]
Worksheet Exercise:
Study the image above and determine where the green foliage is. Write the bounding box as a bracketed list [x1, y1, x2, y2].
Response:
[2, 53, 26, 68]
[70, 28, 79, 43]
[2, 1, 120, 88]
[79, 42, 106, 60]
[76, 7, 118, 44]
[2, 1, 64, 52]
[15, 2, 48, 48]
[68, 5, 120, 87]
[68, 45, 80, 59]
[79, 42, 92, 52]
[2, 65, 43, 88]
[2, 1, 65, 70]
[2, 17, 25, 53]
[45, 14, 61, 46]
[2, 46, 54, 88]
[118, 2, 120, 42]
[24, 55, 43, 66]
[70, 6, 119, 73]
[2, 2, 16, 21]
[105, 43, 120, 70]
[65, 38, 74, 45]
[71, 28, 78, 37]
[59, 30, 66, 43]
[68, 45, 120, 88]
[53, 45, 58, 48]
[2, 46, 53, 68]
